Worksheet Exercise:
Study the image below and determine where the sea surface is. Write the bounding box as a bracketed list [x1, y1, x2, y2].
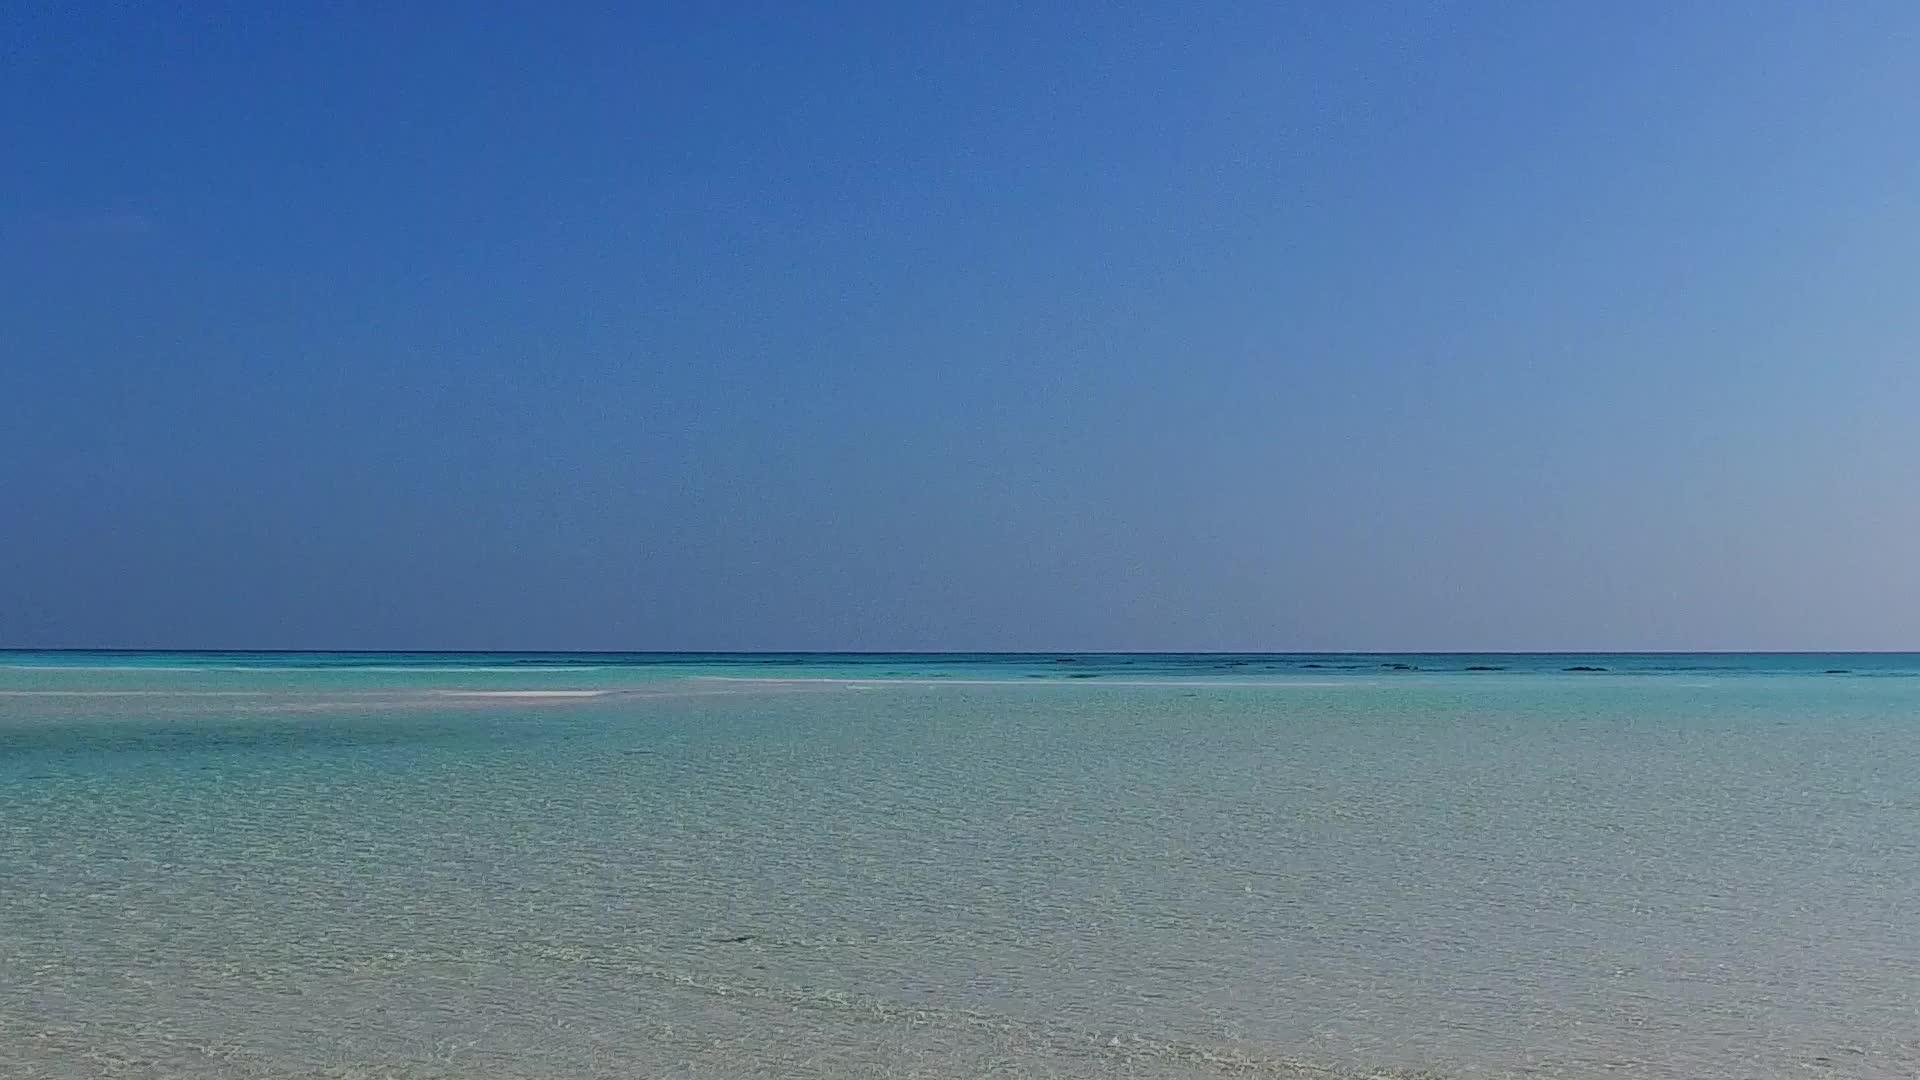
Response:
[3, 652, 1918, 1079]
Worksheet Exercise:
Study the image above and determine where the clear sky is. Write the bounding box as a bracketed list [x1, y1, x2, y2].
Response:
[4, 3, 1917, 651]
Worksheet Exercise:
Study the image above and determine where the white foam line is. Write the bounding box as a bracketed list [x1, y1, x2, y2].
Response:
[687, 676, 1365, 689]
[426, 689, 611, 699]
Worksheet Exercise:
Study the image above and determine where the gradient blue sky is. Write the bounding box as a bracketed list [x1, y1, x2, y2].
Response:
[4, 3, 1917, 651]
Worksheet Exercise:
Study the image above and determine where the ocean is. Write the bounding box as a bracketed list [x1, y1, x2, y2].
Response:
[3, 652, 1917, 1078]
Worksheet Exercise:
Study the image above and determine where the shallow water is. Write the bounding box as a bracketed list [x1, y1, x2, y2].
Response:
[3, 653, 1919, 1078]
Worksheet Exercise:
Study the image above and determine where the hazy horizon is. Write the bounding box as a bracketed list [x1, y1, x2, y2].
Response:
[6, 4, 1918, 652]
[7, 647, 1920, 659]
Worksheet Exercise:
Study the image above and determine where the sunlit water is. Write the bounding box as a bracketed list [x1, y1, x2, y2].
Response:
[3, 653, 1918, 1078]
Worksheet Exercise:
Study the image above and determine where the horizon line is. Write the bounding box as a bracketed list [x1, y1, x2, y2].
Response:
[5, 647, 1920, 657]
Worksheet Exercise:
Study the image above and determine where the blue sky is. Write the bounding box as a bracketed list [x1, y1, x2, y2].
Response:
[4, 3, 1917, 650]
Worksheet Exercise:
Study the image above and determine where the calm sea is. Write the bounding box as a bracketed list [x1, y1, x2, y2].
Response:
[3, 653, 1917, 1078]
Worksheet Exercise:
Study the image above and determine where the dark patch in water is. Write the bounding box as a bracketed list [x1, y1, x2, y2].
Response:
[1825, 669, 1850, 674]
[1463, 665, 1505, 671]
[23, 774, 58, 781]
[1564, 665, 1608, 672]
[711, 934, 756, 944]
[1383, 663, 1418, 671]
[1067, 672, 1099, 678]
[619, 749, 657, 756]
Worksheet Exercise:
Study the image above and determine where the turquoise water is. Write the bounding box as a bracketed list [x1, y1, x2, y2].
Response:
[4, 654, 1919, 1078]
